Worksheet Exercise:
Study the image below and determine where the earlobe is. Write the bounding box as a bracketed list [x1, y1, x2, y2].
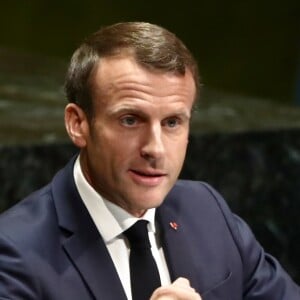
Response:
[64, 103, 89, 148]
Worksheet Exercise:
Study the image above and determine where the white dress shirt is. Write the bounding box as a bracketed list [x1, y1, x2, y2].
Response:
[73, 156, 171, 300]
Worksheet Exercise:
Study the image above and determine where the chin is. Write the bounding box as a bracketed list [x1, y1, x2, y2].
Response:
[142, 196, 165, 209]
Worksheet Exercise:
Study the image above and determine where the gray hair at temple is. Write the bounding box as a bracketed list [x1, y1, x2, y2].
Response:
[64, 22, 200, 118]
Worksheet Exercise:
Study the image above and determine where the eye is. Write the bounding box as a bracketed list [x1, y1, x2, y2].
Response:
[163, 117, 180, 128]
[120, 115, 138, 126]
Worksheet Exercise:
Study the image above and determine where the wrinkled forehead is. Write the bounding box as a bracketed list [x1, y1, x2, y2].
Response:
[87, 55, 197, 121]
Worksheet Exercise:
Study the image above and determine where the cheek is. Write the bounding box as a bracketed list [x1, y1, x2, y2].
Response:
[104, 138, 138, 167]
[111, 133, 142, 155]
[166, 137, 188, 160]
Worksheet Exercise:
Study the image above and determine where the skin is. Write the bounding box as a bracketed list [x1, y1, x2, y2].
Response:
[65, 55, 196, 217]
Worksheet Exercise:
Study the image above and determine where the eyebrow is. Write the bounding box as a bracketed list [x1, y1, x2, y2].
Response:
[107, 105, 147, 116]
[108, 105, 191, 122]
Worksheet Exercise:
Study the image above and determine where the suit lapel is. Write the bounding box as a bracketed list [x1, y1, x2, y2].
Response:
[156, 204, 202, 292]
[156, 181, 234, 296]
[51, 157, 127, 300]
[63, 230, 127, 300]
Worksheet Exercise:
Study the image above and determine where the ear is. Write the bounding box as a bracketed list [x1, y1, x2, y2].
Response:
[64, 103, 89, 148]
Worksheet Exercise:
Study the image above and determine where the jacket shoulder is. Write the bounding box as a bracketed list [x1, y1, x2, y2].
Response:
[0, 183, 54, 243]
[167, 179, 232, 213]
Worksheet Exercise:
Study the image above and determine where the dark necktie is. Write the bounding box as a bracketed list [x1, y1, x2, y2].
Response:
[123, 220, 161, 300]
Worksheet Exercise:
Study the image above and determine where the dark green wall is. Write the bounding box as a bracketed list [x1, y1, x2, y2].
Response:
[0, 0, 299, 102]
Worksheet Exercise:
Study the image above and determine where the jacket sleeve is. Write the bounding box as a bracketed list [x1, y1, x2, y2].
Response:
[0, 233, 39, 299]
[231, 215, 300, 299]
[204, 182, 300, 299]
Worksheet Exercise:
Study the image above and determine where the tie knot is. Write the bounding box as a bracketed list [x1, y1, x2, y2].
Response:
[124, 220, 151, 249]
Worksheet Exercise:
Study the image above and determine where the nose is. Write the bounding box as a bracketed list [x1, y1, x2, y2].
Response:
[141, 123, 165, 162]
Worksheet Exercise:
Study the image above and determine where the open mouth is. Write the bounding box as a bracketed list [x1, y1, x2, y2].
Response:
[129, 169, 166, 186]
[132, 170, 164, 177]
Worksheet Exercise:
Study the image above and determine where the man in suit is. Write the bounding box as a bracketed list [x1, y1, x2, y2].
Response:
[0, 22, 299, 299]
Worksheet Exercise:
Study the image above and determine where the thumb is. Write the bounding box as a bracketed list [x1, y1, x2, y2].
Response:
[172, 277, 192, 288]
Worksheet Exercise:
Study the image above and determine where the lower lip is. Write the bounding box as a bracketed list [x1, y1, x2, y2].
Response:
[129, 170, 166, 186]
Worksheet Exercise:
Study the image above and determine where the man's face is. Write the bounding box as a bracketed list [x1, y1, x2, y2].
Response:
[71, 56, 196, 217]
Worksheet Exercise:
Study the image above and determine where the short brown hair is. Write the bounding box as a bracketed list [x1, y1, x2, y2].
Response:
[65, 22, 200, 117]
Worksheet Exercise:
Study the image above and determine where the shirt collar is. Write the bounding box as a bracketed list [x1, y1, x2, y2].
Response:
[73, 156, 156, 243]
[104, 199, 156, 233]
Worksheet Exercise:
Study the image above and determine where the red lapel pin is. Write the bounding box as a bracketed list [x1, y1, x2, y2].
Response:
[169, 222, 178, 230]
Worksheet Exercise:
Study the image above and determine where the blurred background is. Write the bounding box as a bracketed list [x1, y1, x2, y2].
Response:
[1, 0, 300, 283]
[0, 0, 299, 99]
[0, 0, 300, 144]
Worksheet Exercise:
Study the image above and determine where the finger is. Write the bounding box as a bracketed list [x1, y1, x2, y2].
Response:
[172, 277, 196, 293]
[172, 277, 191, 288]
[150, 281, 202, 300]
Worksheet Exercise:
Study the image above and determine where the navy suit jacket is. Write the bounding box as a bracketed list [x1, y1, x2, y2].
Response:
[0, 157, 299, 299]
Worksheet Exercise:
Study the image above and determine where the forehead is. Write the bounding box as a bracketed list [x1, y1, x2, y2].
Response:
[91, 55, 196, 103]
